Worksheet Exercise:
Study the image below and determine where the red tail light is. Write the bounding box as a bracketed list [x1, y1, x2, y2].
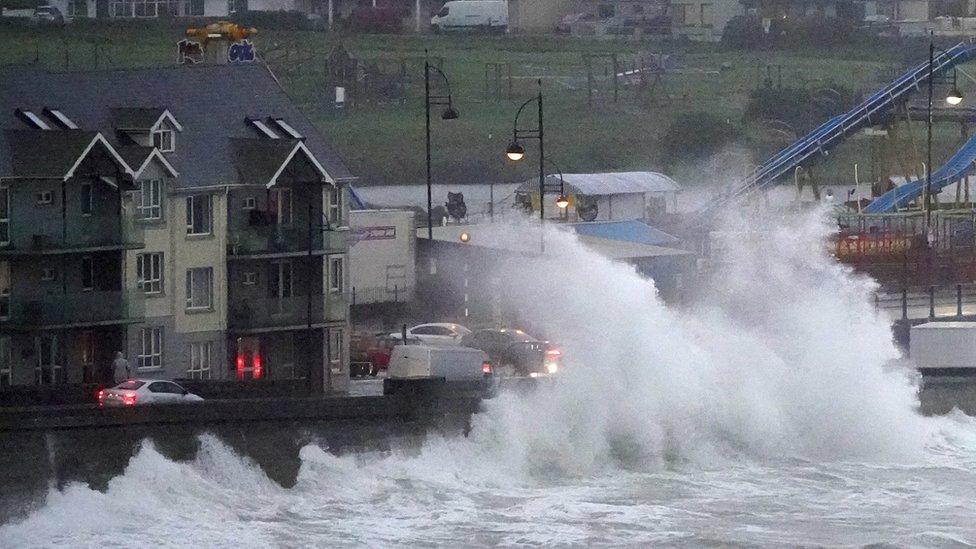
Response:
[545, 348, 561, 357]
[252, 354, 262, 379]
[122, 392, 137, 406]
[482, 361, 493, 376]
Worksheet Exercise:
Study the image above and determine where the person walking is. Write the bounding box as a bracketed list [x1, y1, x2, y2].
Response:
[112, 351, 131, 384]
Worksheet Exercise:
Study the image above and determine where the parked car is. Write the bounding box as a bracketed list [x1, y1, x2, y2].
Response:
[390, 323, 471, 346]
[430, 0, 507, 33]
[350, 332, 423, 377]
[460, 328, 561, 377]
[98, 379, 204, 407]
[30, 5, 64, 25]
[384, 344, 493, 395]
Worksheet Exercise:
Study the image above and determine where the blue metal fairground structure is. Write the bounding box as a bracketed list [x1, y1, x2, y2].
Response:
[692, 41, 976, 224]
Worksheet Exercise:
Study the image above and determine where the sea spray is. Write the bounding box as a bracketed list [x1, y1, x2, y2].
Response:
[458, 208, 930, 475]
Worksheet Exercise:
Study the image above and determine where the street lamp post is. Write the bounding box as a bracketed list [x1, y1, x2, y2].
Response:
[505, 79, 546, 251]
[545, 158, 569, 220]
[925, 37, 965, 240]
[425, 50, 459, 241]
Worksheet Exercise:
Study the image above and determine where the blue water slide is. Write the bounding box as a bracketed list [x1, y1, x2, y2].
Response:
[863, 133, 976, 213]
[693, 41, 976, 222]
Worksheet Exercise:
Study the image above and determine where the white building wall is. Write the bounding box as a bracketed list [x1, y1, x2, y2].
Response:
[348, 209, 416, 304]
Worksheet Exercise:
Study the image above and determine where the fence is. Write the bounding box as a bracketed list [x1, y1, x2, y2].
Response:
[876, 283, 976, 320]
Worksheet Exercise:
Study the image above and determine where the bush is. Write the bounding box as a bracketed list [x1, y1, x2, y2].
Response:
[723, 14, 866, 50]
[744, 84, 857, 132]
[662, 112, 741, 165]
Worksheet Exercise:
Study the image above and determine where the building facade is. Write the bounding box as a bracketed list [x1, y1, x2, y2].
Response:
[0, 64, 354, 393]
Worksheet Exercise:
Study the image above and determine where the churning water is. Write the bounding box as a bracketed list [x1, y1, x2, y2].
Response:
[4, 210, 976, 547]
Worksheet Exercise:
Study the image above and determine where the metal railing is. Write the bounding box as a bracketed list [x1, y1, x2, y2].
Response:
[228, 293, 348, 330]
[876, 283, 976, 320]
[1, 290, 145, 328]
[350, 285, 414, 306]
[226, 226, 346, 256]
[1, 214, 143, 254]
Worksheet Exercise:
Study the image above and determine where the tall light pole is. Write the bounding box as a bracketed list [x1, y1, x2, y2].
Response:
[505, 79, 546, 251]
[925, 37, 965, 241]
[425, 50, 459, 240]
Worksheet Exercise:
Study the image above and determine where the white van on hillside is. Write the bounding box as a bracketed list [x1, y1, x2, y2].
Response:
[431, 0, 508, 33]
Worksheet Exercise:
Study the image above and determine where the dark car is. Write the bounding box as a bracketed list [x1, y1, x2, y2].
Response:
[31, 5, 65, 25]
[460, 328, 561, 377]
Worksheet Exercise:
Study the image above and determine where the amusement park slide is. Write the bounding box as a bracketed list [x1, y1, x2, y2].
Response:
[863, 132, 976, 213]
[693, 40, 976, 222]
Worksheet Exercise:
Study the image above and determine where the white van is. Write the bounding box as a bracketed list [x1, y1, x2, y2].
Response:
[430, 1, 508, 33]
[384, 344, 493, 395]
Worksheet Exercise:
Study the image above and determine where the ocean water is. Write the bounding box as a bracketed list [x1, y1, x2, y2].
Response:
[3, 211, 976, 547]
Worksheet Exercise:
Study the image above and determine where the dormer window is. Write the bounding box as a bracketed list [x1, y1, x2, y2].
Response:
[153, 128, 175, 152]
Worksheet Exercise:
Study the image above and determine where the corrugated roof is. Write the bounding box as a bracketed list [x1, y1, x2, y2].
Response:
[0, 64, 353, 188]
[568, 220, 680, 247]
[518, 171, 680, 196]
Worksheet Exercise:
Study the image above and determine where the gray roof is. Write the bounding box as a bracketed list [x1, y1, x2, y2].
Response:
[518, 171, 680, 196]
[111, 107, 166, 131]
[0, 64, 353, 188]
[1, 129, 99, 178]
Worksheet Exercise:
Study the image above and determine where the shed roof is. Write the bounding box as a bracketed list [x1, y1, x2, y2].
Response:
[568, 220, 680, 247]
[517, 171, 680, 196]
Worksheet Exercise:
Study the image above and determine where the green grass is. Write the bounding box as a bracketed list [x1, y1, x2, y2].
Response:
[0, 23, 963, 189]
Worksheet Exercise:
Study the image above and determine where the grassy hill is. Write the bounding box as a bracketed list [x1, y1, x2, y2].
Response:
[0, 22, 964, 190]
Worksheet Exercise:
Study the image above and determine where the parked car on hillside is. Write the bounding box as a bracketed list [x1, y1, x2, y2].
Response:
[30, 5, 64, 25]
[98, 379, 204, 407]
[390, 323, 471, 347]
[460, 328, 561, 377]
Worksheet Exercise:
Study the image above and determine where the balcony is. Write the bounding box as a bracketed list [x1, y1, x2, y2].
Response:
[227, 225, 325, 258]
[0, 215, 144, 256]
[228, 294, 348, 332]
[1, 290, 145, 329]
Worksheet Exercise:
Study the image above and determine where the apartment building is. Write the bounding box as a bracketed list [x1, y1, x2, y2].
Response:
[0, 64, 354, 393]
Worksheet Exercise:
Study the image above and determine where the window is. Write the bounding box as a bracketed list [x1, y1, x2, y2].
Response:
[138, 326, 163, 370]
[185, 267, 213, 310]
[66, 0, 88, 16]
[0, 336, 10, 388]
[242, 197, 256, 210]
[598, 4, 615, 18]
[80, 331, 94, 383]
[228, 0, 247, 13]
[41, 268, 57, 282]
[672, 4, 689, 24]
[0, 185, 8, 245]
[328, 186, 343, 226]
[34, 334, 61, 385]
[268, 261, 292, 299]
[700, 3, 713, 26]
[152, 128, 175, 152]
[186, 194, 213, 235]
[81, 183, 93, 215]
[329, 329, 343, 371]
[270, 188, 292, 225]
[137, 179, 163, 220]
[81, 256, 94, 291]
[188, 341, 212, 380]
[137, 252, 163, 294]
[242, 271, 257, 285]
[0, 261, 8, 320]
[328, 255, 344, 294]
[36, 191, 53, 205]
